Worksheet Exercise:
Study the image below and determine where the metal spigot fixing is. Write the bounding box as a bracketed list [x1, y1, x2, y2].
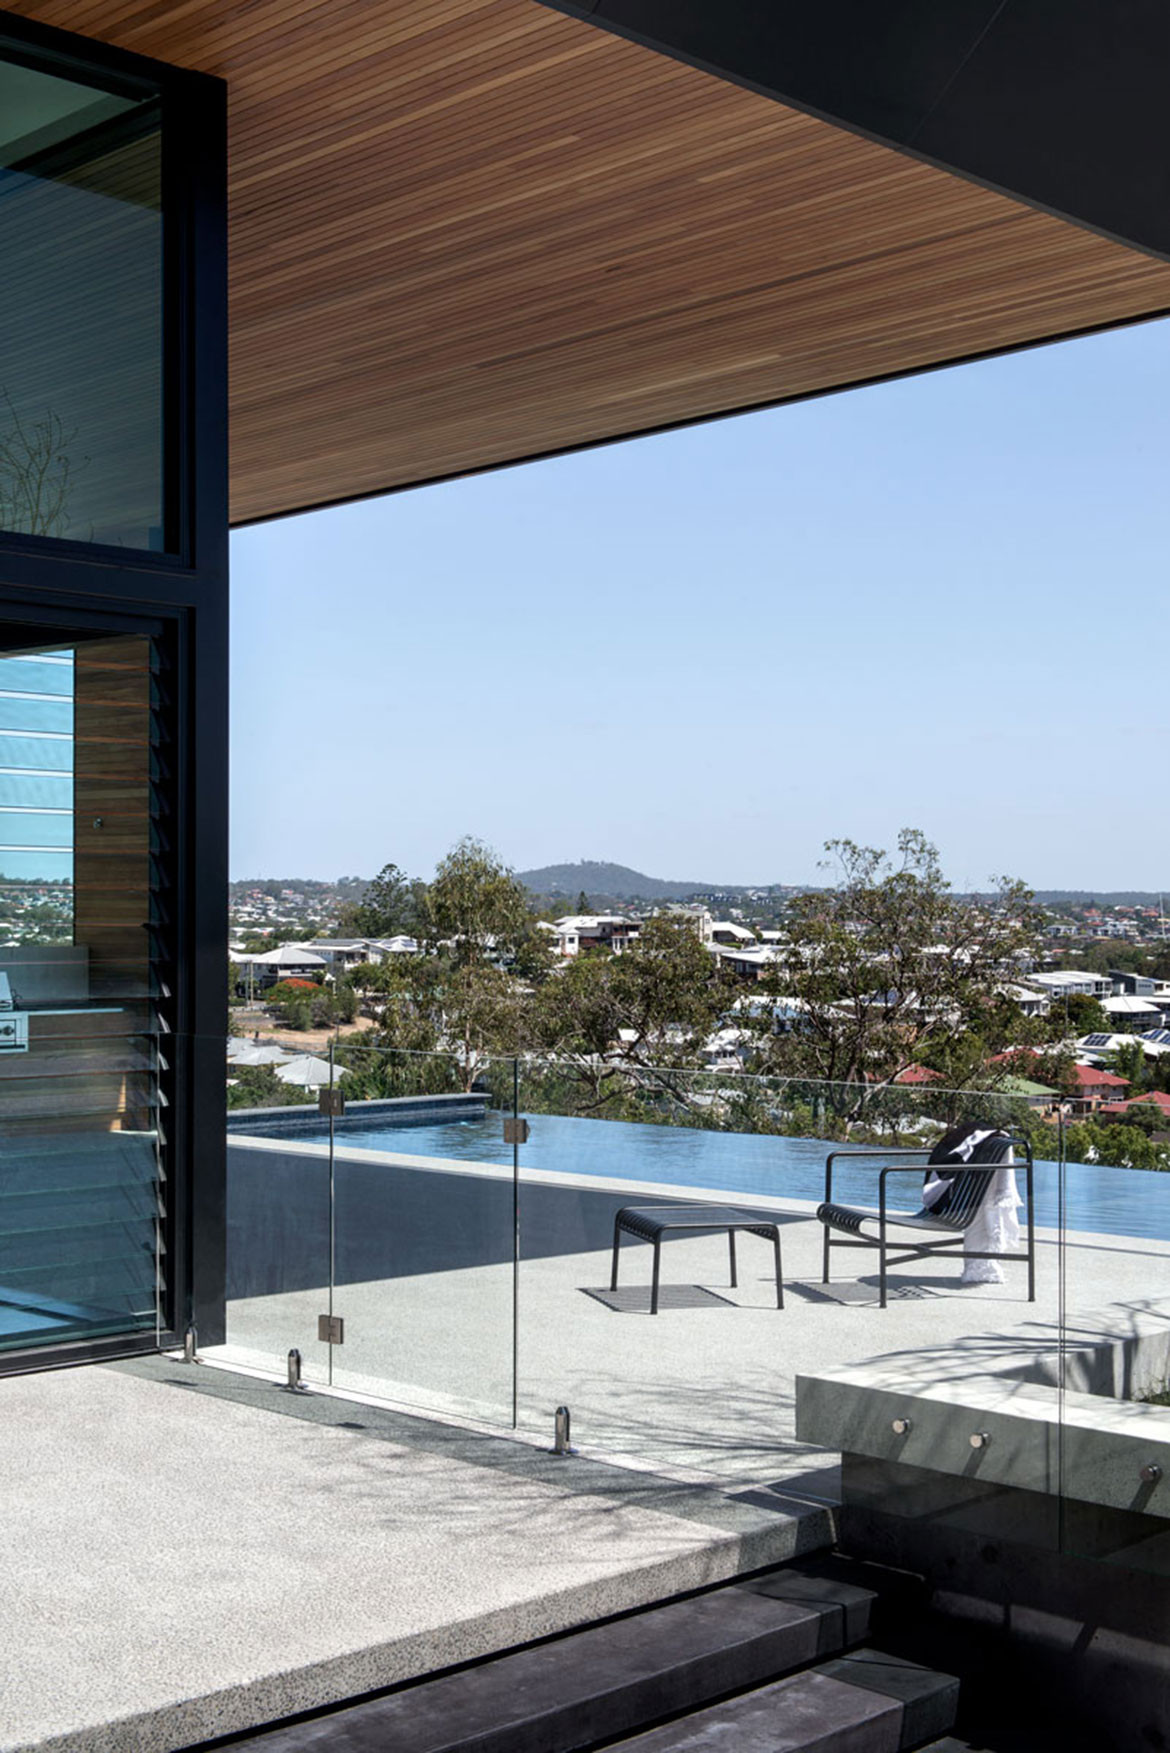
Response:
[182, 1323, 198, 1364]
[552, 1405, 577, 1456]
[286, 1348, 305, 1392]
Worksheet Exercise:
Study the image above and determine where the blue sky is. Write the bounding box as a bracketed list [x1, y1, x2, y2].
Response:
[230, 316, 1169, 893]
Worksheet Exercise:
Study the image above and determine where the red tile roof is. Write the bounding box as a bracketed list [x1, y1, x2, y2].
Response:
[1071, 1063, 1128, 1088]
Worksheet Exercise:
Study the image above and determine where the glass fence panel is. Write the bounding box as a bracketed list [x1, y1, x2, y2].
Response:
[1058, 1077, 1170, 1585]
[325, 1045, 516, 1424]
[222, 1032, 331, 1383]
[514, 1062, 1065, 1506]
[225, 1013, 519, 1424]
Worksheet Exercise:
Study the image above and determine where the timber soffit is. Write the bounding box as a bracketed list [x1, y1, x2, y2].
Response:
[9, 0, 1170, 524]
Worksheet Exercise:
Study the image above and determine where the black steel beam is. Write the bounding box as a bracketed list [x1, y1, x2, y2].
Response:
[542, 1, 1170, 263]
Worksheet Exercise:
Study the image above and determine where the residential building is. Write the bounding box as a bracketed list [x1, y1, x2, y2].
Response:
[552, 914, 640, 956]
[1028, 969, 1115, 1001]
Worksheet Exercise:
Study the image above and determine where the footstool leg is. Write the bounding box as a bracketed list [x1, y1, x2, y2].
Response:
[650, 1237, 661, 1315]
[610, 1215, 623, 1292]
[728, 1228, 738, 1289]
[772, 1227, 784, 1309]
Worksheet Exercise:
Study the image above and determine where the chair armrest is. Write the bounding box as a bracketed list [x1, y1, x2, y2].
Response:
[824, 1145, 930, 1204]
[824, 1142, 933, 1199]
[878, 1162, 932, 1220]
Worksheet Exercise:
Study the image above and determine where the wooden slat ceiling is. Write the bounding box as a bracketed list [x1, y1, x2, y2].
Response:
[11, 0, 1170, 524]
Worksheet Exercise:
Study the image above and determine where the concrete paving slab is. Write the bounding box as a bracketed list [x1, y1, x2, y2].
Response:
[0, 1358, 829, 1753]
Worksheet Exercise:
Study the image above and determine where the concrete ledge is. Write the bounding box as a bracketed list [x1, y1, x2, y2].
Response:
[796, 1298, 1170, 1518]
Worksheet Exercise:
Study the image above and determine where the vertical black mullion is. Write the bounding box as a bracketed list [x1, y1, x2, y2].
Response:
[177, 65, 229, 1346]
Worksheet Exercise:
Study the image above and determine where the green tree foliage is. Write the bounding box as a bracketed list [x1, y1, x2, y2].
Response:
[1058, 992, 1110, 1037]
[341, 842, 545, 1088]
[266, 977, 355, 1032]
[752, 831, 1043, 1097]
[1060, 1117, 1170, 1171]
[339, 861, 427, 940]
[1109, 1037, 1148, 1092]
[532, 914, 728, 1115]
[422, 837, 541, 965]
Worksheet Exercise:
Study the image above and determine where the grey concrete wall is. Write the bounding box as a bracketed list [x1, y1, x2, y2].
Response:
[836, 1453, 1170, 1753]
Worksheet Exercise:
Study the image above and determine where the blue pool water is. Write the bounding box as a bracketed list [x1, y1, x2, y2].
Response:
[291, 1111, 1170, 1243]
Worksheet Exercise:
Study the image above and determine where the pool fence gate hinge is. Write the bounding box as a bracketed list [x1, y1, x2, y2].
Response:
[319, 1087, 345, 1117]
[503, 1117, 529, 1144]
[318, 1314, 345, 1345]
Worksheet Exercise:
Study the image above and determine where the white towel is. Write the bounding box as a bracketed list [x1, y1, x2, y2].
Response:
[959, 1146, 1021, 1285]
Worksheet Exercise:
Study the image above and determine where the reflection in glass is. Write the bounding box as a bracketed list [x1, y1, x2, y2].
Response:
[0, 50, 163, 549]
[0, 631, 162, 1351]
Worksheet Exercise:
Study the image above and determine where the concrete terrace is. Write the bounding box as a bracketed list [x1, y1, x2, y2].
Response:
[0, 1358, 827, 1753]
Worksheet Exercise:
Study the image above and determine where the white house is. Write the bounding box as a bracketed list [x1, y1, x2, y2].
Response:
[552, 915, 641, 957]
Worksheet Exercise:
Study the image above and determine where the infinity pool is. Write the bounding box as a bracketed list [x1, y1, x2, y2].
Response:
[283, 1109, 1170, 1242]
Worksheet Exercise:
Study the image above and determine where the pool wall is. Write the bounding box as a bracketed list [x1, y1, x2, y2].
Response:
[225, 1136, 717, 1301]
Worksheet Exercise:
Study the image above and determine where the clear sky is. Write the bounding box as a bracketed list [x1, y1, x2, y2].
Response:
[230, 315, 1170, 895]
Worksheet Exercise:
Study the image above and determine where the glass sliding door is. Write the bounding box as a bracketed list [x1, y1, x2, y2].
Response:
[0, 625, 165, 1351]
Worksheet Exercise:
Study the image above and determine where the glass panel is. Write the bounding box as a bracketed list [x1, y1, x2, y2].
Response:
[221, 1032, 332, 1385]
[514, 1064, 1064, 1495]
[1060, 1072, 1170, 1584]
[0, 629, 162, 1351]
[219, 1030, 517, 1423]
[0, 47, 164, 550]
[327, 1045, 515, 1424]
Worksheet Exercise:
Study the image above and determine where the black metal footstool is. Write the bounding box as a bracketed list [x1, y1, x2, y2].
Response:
[610, 1203, 784, 1314]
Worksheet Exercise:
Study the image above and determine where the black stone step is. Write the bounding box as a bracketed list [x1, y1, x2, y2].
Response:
[602, 1648, 959, 1752]
[224, 1569, 878, 1753]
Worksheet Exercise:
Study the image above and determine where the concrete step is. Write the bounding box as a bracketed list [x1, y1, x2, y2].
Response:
[224, 1569, 878, 1753]
[602, 1649, 959, 1752]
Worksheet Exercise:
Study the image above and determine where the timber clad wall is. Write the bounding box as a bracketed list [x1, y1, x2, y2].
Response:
[9, 0, 1170, 524]
[71, 635, 155, 1133]
[74, 637, 152, 1004]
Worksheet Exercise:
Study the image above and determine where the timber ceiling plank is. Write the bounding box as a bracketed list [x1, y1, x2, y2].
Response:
[9, 0, 1170, 523]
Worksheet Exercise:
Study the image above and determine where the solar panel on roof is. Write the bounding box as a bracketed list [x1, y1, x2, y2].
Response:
[1140, 1028, 1170, 1044]
[1082, 1033, 1112, 1048]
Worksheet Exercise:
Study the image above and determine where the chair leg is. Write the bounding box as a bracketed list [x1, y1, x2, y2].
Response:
[610, 1216, 624, 1292]
[728, 1228, 738, 1289]
[650, 1238, 661, 1316]
[879, 1239, 888, 1310]
[821, 1224, 831, 1285]
[772, 1228, 784, 1310]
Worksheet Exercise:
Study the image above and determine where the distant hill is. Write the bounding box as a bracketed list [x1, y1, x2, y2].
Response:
[517, 860, 758, 902]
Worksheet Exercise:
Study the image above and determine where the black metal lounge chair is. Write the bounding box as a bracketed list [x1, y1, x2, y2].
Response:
[816, 1124, 1035, 1308]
